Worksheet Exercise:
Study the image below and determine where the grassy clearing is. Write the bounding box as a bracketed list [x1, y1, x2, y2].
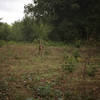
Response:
[0, 43, 100, 100]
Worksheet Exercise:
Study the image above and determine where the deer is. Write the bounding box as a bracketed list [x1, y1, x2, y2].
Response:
[38, 40, 44, 56]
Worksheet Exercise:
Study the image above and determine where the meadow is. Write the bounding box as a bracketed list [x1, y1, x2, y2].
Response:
[0, 42, 100, 100]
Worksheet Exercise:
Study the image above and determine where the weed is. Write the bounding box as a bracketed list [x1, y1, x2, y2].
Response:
[64, 90, 74, 100]
[0, 81, 11, 100]
[62, 56, 77, 73]
[86, 64, 98, 77]
[44, 49, 50, 56]
[7, 41, 17, 45]
[44, 40, 65, 47]
[64, 89, 96, 100]
[14, 94, 26, 100]
[26, 97, 36, 100]
[0, 55, 6, 64]
[5, 76, 17, 82]
[29, 85, 63, 100]
[72, 49, 80, 60]
[6, 50, 13, 57]
[14, 54, 20, 60]
[62, 63, 75, 73]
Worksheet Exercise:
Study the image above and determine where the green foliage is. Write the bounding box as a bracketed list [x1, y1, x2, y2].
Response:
[0, 55, 6, 64]
[22, 17, 36, 42]
[0, 18, 52, 42]
[0, 81, 9, 91]
[26, 97, 36, 100]
[75, 40, 81, 48]
[24, 0, 100, 42]
[64, 90, 96, 100]
[62, 63, 74, 73]
[72, 49, 80, 60]
[64, 90, 75, 100]
[62, 56, 76, 73]
[15, 94, 26, 100]
[1, 0, 100, 43]
[0, 81, 10, 100]
[30, 85, 63, 99]
[5, 76, 17, 82]
[21, 17, 52, 42]
[44, 40, 65, 46]
[9, 21, 24, 41]
[86, 64, 98, 77]
[7, 41, 17, 45]
[34, 22, 53, 40]
[0, 23, 11, 41]
[44, 49, 50, 56]
[0, 40, 6, 47]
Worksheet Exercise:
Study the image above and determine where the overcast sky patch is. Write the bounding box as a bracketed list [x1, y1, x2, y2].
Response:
[0, 0, 32, 24]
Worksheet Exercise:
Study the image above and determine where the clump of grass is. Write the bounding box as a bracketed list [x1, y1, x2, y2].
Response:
[62, 56, 77, 73]
[14, 54, 20, 60]
[5, 76, 17, 82]
[0, 81, 11, 100]
[86, 64, 98, 77]
[75, 40, 81, 48]
[14, 93, 27, 100]
[44, 49, 50, 56]
[7, 41, 17, 45]
[0, 54, 7, 64]
[15, 95, 25, 100]
[44, 40, 65, 47]
[26, 97, 36, 100]
[72, 49, 80, 60]
[32, 85, 63, 100]
[64, 89, 96, 100]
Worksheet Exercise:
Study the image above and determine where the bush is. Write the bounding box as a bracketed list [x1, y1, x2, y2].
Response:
[7, 41, 17, 45]
[62, 63, 75, 73]
[75, 40, 81, 48]
[62, 56, 76, 73]
[0, 40, 6, 47]
[72, 50, 80, 60]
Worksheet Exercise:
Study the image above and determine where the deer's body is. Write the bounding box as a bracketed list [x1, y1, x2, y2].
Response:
[39, 44, 43, 51]
[39, 40, 44, 56]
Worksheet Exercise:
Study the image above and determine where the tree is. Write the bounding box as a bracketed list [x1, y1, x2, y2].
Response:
[24, 0, 100, 42]
[22, 15, 52, 41]
[8, 20, 24, 41]
[0, 23, 11, 41]
[0, 18, 3, 26]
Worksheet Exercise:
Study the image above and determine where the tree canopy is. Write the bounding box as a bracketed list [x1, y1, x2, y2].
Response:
[24, 0, 100, 42]
[0, 0, 100, 42]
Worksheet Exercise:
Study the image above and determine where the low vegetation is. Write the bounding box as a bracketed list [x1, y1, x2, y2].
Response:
[0, 42, 100, 100]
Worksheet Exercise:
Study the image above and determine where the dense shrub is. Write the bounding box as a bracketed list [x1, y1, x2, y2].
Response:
[0, 40, 6, 47]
